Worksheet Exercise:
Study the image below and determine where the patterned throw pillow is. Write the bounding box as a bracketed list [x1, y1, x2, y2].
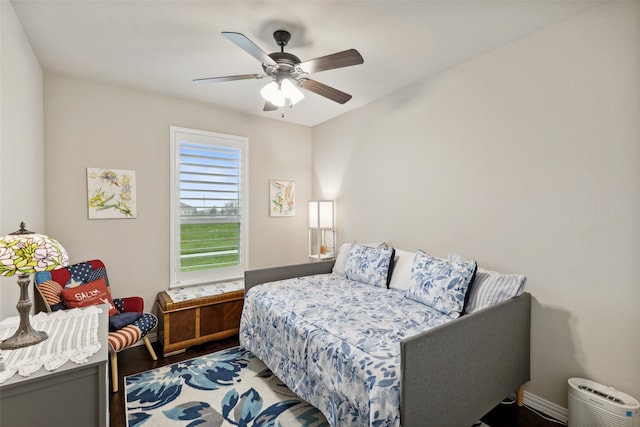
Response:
[345, 243, 395, 288]
[404, 250, 477, 318]
[37, 280, 64, 308]
[464, 267, 526, 314]
[332, 242, 387, 277]
[61, 277, 119, 316]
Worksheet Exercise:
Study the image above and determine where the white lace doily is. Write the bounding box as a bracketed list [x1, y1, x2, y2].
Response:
[0, 306, 102, 384]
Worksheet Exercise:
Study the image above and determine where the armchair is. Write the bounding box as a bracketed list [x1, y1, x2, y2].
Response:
[34, 259, 157, 392]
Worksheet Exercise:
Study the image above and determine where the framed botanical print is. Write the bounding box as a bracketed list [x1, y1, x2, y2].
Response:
[87, 168, 137, 219]
[269, 180, 295, 217]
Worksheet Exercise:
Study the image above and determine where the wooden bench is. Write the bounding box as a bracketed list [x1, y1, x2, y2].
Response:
[156, 289, 244, 356]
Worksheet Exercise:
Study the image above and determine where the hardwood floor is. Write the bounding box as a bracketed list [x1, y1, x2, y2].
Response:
[482, 402, 565, 427]
[110, 336, 564, 427]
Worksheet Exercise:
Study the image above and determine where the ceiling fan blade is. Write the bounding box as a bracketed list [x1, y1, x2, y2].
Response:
[222, 32, 277, 66]
[193, 74, 264, 84]
[297, 49, 364, 74]
[263, 101, 278, 112]
[299, 79, 352, 104]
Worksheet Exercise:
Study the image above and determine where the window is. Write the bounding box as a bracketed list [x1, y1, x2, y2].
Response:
[170, 126, 248, 288]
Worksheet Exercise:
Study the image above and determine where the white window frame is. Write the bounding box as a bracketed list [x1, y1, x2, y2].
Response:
[169, 126, 249, 288]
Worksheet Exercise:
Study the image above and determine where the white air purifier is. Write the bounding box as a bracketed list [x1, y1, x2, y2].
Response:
[568, 378, 639, 427]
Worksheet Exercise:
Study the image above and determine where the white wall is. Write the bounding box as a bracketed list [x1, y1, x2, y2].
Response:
[312, 1, 639, 408]
[0, 2, 45, 318]
[44, 73, 312, 312]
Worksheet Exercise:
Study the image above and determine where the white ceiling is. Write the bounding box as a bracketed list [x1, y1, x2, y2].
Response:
[11, 0, 602, 127]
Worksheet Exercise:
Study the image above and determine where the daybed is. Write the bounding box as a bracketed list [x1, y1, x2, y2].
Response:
[241, 244, 531, 427]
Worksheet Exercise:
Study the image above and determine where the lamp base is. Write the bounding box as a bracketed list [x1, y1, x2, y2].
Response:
[0, 273, 49, 350]
[0, 329, 48, 350]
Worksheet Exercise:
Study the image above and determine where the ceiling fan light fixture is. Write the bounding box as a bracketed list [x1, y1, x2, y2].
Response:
[281, 78, 304, 105]
[260, 81, 285, 107]
[261, 79, 304, 108]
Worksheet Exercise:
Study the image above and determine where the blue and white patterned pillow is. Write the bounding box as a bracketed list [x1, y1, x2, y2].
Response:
[464, 267, 526, 314]
[333, 242, 387, 277]
[345, 243, 395, 288]
[404, 250, 477, 318]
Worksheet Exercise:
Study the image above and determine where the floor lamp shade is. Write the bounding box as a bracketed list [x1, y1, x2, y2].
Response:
[308, 200, 334, 229]
[308, 201, 335, 260]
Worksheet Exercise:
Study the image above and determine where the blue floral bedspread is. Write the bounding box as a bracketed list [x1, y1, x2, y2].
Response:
[240, 273, 455, 427]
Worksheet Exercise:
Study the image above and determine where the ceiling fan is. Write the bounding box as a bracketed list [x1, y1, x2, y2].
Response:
[194, 30, 364, 112]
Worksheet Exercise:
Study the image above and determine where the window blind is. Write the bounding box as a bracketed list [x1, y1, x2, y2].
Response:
[170, 127, 248, 288]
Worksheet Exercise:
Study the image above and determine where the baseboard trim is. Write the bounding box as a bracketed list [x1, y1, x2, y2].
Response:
[523, 390, 568, 424]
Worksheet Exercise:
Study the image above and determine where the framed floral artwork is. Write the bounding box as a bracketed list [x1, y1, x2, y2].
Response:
[87, 168, 137, 219]
[269, 180, 295, 217]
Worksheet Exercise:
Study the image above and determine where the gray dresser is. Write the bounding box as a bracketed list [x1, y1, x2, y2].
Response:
[0, 307, 108, 427]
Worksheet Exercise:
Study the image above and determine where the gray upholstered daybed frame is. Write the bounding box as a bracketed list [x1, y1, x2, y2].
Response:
[244, 260, 531, 427]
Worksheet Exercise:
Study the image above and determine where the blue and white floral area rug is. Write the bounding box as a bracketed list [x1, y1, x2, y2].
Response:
[125, 346, 328, 426]
[125, 345, 490, 427]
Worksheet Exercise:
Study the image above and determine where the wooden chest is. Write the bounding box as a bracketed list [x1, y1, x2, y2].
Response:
[156, 289, 244, 356]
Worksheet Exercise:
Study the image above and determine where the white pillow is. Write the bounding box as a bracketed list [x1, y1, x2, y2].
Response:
[388, 249, 415, 290]
[464, 267, 526, 314]
[332, 243, 353, 276]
